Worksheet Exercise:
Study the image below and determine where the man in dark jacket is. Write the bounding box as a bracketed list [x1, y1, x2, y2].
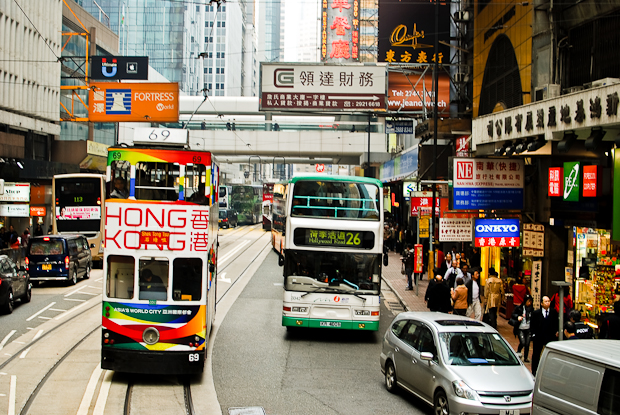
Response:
[569, 309, 594, 339]
[425, 272, 452, 313]
[466, 268, 483, 320]
[401, 244, 415, 290]
[530, 295, 559, 375]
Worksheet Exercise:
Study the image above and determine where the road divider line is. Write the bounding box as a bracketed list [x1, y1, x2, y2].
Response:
[65, 298, 86, 302]
[64, 286, 84, 297]
[77, 365, 103, 415]
[49, 308, 67, 312]
[54, 300, 91, 320]
[32, 330, 44, 341]
[26, 302, 56, 321]
[38, 317, 51, 320]
[93, 370, 113, 415]
[19, 348, 31, 359]
[218, 239, 251, 265]
[8, 375, 16, 415]
[0, 330, 16, 350]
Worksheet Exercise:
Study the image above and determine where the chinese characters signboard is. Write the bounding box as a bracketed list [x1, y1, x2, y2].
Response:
[563, 161, 580, 202]
[410, 194, 444, 217]
[293, 228, 374, 249]
[259, 63, 386, 112]
[439, 218, 472, 242]
[56, 206, 101, 220]
[548, 167, 562, 197]
[88, 82, 179, 122]
[321, 0, 360, 62]
[453, 158, 524, 210]
[523, 223, 544, 257]
[379, 147, 418, 182]
[531, 260, 542, 309]
[474, 218, 520, 248]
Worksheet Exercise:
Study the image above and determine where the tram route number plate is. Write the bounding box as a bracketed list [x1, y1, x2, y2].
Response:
[320, 321, 342, 328]
[500, 411, 519, 415]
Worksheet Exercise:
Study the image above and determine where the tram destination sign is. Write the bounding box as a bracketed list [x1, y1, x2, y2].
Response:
[293, 228, 375, 249]
[259, 63, 387, 112]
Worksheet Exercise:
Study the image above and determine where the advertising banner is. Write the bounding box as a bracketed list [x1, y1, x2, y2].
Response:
[0, 182, 30, 202]
[474, 218, 520, 248]
[453, 158, 524, 210]
[414, 244, 424, 273]
[563, 161, 580, 201]
[321, 0, 360, 62]
[90, 56, 149, 80]
[88, 82, 179, 122]
[387, 71, 450, 113]
[410, 195, 443, 217]
[548, 167, 562, 197]
[30, 206, 46, 217]
[380, 147, 418, 182]
[57, 206, 101, 220]
[439, 218, 472, 242]
[0, 204, 29, 217]
[582, 165, 599, 197]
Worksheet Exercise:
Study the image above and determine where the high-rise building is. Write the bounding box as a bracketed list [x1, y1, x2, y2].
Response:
[256, 0, 282, 63]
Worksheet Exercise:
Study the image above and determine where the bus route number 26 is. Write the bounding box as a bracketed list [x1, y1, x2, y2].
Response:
[346, 232, 361, 246]
[189, 353, 200, 362]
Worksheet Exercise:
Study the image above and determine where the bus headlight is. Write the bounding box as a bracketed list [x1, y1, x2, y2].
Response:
[292, 307, 307, 313]
[143, 327, 160, 345]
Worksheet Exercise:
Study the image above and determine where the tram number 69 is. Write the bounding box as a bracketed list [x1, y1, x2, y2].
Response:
[189, 353, 200, 362]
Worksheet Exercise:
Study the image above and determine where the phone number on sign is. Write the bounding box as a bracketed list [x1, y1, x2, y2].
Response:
[345, 101, 382, 108]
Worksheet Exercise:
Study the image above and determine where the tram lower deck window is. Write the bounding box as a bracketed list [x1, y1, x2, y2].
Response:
[172, 258, 202, 301]
[139, 258, 169, 301]
[107, 255, 135, 300]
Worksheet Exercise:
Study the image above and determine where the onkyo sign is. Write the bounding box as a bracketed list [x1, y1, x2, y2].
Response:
[474, 218, 520, 248]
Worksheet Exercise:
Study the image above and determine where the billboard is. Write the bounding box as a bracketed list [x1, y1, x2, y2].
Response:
[260, 63, 387, 111]
[88, 82, 179, 122]
[90, 56, 149, 80]
[321, 0, 360, 62]
[387, 71, 450, 113]
[0, 182, 30, 202]
[474, 218, 520, 248]
[378, 0, 450, 65]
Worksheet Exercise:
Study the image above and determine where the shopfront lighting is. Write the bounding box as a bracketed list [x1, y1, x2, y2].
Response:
[584, 128, 606, 151]
[527, 137, 546, 152]
[494, 141, 511, 156]
[514, 139, 527, 154]
[558, 131, 577, 153]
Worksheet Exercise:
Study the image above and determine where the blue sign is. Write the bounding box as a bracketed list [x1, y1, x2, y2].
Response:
[474, 219, 520, 238]
[386, 121, 414, 134]
[453, 188, 524, 210]
[106, 89, 132, 115]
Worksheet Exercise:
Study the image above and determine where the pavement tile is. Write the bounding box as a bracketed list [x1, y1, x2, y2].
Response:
[381, 250, 532, 372]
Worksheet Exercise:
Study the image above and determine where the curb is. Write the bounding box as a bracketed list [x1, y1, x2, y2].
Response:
[381, 276, 411, 312]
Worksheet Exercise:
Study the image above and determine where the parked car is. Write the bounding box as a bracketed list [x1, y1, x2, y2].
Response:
[219, 209, 238, 228]
[0, 254, 31, 314]
[532, 339, 620, 415]
[26, 235, 92, 285]
[380, 312, 534, 414]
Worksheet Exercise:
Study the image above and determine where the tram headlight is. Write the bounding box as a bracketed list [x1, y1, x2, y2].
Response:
[142, 327, 160, 345]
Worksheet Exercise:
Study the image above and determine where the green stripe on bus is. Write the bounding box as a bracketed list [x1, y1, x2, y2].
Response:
[282, 316, 379, 331]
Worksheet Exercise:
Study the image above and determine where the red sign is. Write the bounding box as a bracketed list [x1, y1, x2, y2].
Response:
[414, 244, 424, 273]
[30, 206, 46, 217]
[548, 167, 563, 197]
[316, 164, 326, 173]
[475, 236, 520, 248]
[139, 231, 171, 248]
[582, 165, 599, 197]
[410, 197, 444, 217]
[456, 135, 470, 157]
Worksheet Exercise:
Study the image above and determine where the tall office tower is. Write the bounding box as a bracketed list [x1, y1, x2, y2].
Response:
[283, 0, 319, 62]
[241, 0, 258, 96]
[256, 0, 282, 63]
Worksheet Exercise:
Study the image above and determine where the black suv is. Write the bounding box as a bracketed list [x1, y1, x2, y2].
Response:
[0, 255, 31, 314]
[219, 209, 238, 228]
[26, 235, 93, 285]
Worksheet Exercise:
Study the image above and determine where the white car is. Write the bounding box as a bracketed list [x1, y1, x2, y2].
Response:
[380, 312, 534, 414]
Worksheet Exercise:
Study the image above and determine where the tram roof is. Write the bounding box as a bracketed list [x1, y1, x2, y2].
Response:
[289, 175, 383, 187]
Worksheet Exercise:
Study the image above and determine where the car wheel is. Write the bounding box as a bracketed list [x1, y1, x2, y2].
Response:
[385, 361, 398, 393]
[70, 267, 78, 285]
[434, 390, 450, 415]
[2, 290, 14, 314]
[22, 283, 32, 303]
[84, 264, 91, 279]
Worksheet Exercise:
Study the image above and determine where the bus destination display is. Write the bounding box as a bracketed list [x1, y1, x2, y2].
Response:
[293, 228, 374, 249]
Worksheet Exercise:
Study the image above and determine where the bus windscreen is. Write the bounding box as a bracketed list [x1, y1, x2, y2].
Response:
[55, 178, 102, 232]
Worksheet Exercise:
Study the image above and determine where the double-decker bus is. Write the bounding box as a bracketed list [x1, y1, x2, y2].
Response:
[280, 176, 385, 331]
[262, 182, 274, 231]
[101, 145, 219, 374]
[231, 184, 262, 225]
[218, 185, 231, 209]
[52, 173, 106, 263]
[271, 181, 288, 253]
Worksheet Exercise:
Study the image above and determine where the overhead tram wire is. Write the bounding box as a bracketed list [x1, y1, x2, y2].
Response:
[13, 0, 61, 62]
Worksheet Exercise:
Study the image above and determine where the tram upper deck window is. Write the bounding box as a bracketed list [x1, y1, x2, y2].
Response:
[139, 257, 169, 301]
[291, 181, 380, 220]
[135, 162, 180, 201]
[109, 160, 130, 199]
[107, 255, 135, 300]
[185, 163, 209, 205]
[172, 258, 202, 301]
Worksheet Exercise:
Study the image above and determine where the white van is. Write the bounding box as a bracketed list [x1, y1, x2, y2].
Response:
[532, 340, 620, 415]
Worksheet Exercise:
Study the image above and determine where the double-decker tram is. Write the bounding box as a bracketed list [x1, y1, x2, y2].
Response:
[101, 140, 219, 374]
[280, 176, 385, 331]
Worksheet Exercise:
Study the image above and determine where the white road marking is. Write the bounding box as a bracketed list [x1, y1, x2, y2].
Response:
[273, 283, 283, 286]
[0, 372, 6, 375]
[0, 330, 16, 350]
[64, 286, 84, 297]
[38, 317, 52, 320]
[26, 302, 56, 321]
[95, 277, 103, 282]
[54, 301, 89, 320]
[93, 370, 113, 415]
[218, 272, 231, 283]
[8, 375, 16, 415]
[79, 292, 100, 296]
[218, 239, 250, 265]
[49, 308, 67, 312]
[19, 348, 31, 358]
[88, 285, 102, 290]
[0, 393, 5, 396]
[65, 298, 86, 302]
[76, 365, 103, 415]
[12, 341, 24, 345]
[33, 330, 44, 341]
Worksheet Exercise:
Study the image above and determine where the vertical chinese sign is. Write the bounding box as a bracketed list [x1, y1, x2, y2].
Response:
[321, 0, 360, 62]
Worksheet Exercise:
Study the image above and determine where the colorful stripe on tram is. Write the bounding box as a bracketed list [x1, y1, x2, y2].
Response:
[102, 302, 207, 351]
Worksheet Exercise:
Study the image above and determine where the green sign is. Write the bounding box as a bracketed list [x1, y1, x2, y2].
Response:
[293, 228, 374, 249]
[614, 152, 620, 240]
[563, 161, 581, 201]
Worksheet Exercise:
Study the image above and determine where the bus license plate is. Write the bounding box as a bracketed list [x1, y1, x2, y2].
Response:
[42, 264, 52, 270]
[500, 411, 519, 415]
[320, 321, 341, 328]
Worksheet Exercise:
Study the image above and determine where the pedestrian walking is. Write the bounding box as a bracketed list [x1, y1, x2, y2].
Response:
[451, 277, 468, 316]
[569, 309, 594, 339]
[401, 244, 415, 291]
[445, 259, 463, 290]
[425, 272, 452, 313]
[439, 252, 452, 277]
[512, 294, 534, 362]
[460, 263, 471, 286]
[466, 268, 484, 321]
[530, 295, 559, 375]
[511, 276, 530, 307]
[484, 267, 504, 329]
[34, 224, 44, 237]
[21, 228, 30, 248]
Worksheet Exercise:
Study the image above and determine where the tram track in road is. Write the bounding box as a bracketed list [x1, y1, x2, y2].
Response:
[217, 223, 261, 251]
[122, 376, 195, 415]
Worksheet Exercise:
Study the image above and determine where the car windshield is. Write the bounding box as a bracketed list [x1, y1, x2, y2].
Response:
[219, 210, 227, 219]
[29, 240, 65, 255]
[438, 332, 520, 366]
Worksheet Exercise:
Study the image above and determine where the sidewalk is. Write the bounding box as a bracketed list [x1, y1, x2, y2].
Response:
[381, 250, 532, 372]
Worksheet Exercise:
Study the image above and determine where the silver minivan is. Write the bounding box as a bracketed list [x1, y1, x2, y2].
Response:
[381, 312, 534, 414]
[532, 340, 620, 415]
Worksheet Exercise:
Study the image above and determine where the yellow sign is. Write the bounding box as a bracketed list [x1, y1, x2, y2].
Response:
[419, 217, 430, 238]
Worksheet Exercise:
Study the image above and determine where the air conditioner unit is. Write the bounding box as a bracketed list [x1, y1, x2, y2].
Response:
[566, 86, 584, 94]
[453, 11, 470, 22]
[592, 78, 620, 88]
[534, 84, 560, 101]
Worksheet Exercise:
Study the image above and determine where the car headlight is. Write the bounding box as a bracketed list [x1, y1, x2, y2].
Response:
[452, 380, 479, 401]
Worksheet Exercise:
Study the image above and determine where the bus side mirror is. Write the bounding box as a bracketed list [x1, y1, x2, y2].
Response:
[278, 254, 285, 267]
[383, 254, 388, 267]
[209, 263, 215, 273]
